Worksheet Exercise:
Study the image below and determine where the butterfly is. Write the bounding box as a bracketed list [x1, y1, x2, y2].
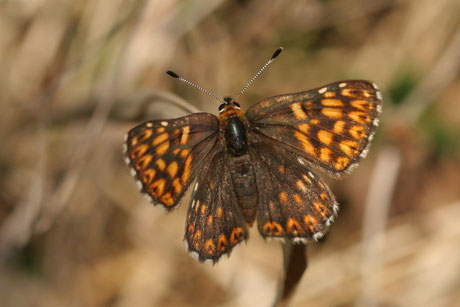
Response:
[124, 48, 382, 264]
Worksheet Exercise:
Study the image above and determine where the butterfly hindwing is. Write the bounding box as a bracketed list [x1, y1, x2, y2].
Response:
[124, 113, 219, 210]
[250, 142, 338, 242]
[185, 150, 248, 263]
[246, 80, 382, 175]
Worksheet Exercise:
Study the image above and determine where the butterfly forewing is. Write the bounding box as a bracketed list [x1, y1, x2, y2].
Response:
[185, 150, 248, 263]
[246, 80, 382, 175]
[124, 113, 219, 209]
[250, 142, 338, 242]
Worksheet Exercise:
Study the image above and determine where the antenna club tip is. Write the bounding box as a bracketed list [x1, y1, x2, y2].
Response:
[166, 70, 180, 79]
[271, 47, 283, 59]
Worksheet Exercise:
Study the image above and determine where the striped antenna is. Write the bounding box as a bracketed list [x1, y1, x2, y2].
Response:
[166, 70, 224, 104]
[233, 47, 283, 101]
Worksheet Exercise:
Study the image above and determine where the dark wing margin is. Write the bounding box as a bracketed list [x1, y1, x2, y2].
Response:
[124, 113, 219, 210]
[250, 142, 338, 242]
[246, 80, 382, 176]
[184, 150, 248, 264]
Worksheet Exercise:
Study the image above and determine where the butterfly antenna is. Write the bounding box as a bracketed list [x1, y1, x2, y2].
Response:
[233, 47, 283, 101]
[166, 70, 224, 104]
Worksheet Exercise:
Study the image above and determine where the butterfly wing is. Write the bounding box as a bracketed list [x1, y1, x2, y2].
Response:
[246, 80, 382, 175]
[124, 113, 219, 210]
[250, 142, 338, 242]
[185, 149, 248, 263]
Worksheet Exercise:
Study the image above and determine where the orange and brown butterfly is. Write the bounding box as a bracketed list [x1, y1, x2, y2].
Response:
[124, 47, 382, 264]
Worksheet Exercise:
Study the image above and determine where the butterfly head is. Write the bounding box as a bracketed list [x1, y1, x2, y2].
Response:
[218, 96, 241, 114]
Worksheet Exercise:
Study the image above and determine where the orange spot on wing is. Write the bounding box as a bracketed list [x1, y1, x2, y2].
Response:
[153, 133, 168, 146]
[172, 178, 182, 194]
[334, 156, 350, 171]
[142, 168, 156, 184]
[180, 126, 190, 145]
[294, 131, 316, 155]
[298, 123, 310, 134]
[322, 108, 342, 119]
[156, 141, 170, 155]
[140, 129, 153, 141]
[166, 161, 178, 178]
[313, 201, 330, 218]
[323, 92, 336, 98]
[207, 215, 213, 226]
[180, 149, 190, 157]
[230, 227, 245, 245]
[321, 98, 343, 106]
[293, 193, 302, 204]
[279, 192, 288, 204]
[204, 239, 216, 255]
[216, 207, 223, 218]
[333, 120, 345, 134]
[137, 154, 152, 170]
[290, 102, 307, 119]
[193, 230, 202, 248]
[286, 218, 303, 235]
[351, 99, 372, 110]
[320, 147, 332, 162]
[155, 158, 166, 171]
[182, 154, 193, 183]
[160, 192, 174, 206]
[150, 178, 166, 197]
[131, 144, 148, 159]
[304, 215, 319, 230]
[296, 180, 307, 192]
[348, 111, 370, 124]
[217, 234, 228, 252]
[263, 222, 284, 236]
[348, 125, 366, 139]
[279, 165, 285, 174]
[317, 130, 333, 145]
[339, 140, 359, 156]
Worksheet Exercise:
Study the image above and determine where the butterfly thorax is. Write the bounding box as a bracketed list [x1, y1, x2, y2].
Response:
[218, 102, 248, 157]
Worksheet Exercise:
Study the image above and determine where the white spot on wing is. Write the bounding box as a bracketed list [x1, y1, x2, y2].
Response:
[122, 143, 128, 153]
[292, 237, 307, 244]
[297, 157, 306, 166]
[372, 82, 379, 90]
[130, 168, 137, 177]
[204, 259, 213, 265]
[376, 91, 383, 100]
[308, 171, 315, 178]
[161, 121, 168, 127]
[146, 122, 153, 127]
[333, 203, 340, 214]
[136, 180, 143, 190]
[194, 183, 199, 192]
[184, 241, 189, 251]
[125, 157, 131, 165]
[124, 133, 128, 141]
[319, 87, 327, 94]
[326, 216, 335, 227]
[313, 232, 324, 241]
[190, 251, 199, 261]
[339, 82, 347, 88]
[373, 118, 380, 127]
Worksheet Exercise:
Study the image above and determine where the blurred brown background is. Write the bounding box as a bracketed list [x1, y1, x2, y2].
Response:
[1, 0, 459, 306]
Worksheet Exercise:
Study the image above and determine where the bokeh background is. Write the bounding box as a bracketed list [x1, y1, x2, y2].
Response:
[1, 0, 459, 306]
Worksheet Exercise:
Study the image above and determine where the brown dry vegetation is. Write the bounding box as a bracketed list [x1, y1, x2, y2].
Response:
[0, 0, 459, 306]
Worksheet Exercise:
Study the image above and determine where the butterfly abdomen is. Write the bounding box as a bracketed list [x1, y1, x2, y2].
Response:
[230, 154, 258, 226]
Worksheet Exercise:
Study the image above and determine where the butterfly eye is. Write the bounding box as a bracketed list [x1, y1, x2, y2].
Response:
[233, 102, 241, 109]
[218, 103, 226, 112]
